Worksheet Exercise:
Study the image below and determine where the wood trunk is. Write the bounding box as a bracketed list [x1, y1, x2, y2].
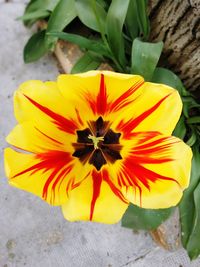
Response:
[149, 0, 200, 99]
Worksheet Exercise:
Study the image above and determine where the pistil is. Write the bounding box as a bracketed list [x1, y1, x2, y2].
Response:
[88, 134, 104, 149]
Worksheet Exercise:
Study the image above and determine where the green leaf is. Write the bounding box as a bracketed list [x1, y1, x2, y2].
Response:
[187, 116, 200, 124]
[24, 30, 48, 63]
[125, 0, 139, 40]
[71, 52, 101, 74]
[18, 10, 50, 22]
[106, 0, 130, 69]
[173, 115, 187, 140]
[23, 0, 59, 26]
[122, 203, 174, 230]
[25, 0, 59, 13]
[187, 130, 197, 147]
[179, 146, 200, 248]
[186, 178, 200, 260]
[75, 0, 107, 33]
[152, 67, 195, 118]
[48, 31, 110, 57]
[151, 67, 189, 96]
[182, 96, 200, 118]
[45, 0, 77, 49]
[96, 0, 110, 10]
[131, 39, 163, 81]
[135, 0, 150, 39]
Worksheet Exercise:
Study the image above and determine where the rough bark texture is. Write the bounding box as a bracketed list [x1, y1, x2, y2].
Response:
[149, 0, 200, 97]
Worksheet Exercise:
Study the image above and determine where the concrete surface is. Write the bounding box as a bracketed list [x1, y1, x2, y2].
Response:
[0, 1, 200, 267]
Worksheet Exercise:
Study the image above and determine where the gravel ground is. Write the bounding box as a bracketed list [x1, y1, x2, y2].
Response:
[0, 1, 200, 266]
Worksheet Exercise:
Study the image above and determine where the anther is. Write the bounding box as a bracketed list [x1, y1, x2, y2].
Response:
[88, 135, 104, 149]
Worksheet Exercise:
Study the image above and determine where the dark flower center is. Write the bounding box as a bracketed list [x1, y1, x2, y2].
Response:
[72, 116, 122, 171]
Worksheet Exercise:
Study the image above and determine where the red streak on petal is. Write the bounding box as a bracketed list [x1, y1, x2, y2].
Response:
[134, 135, 174, 151]
[90, 170, 102, 221]
[84, 93, 96, 115]
[84, 76, 144, 116]
[13, 151, 73, 203]
[129, 131, 160, 147]
[35, 127, 63, 145]
[75, 108, 84, 126]
[48, 165, 73, 203]
[66, 178, 73, 197]
[102, 169, 128, 204]
[24, 94, 78, 134]
[117, 94, 171, 139]
[119, 159, 179, 206]
[84, 74, 108, 116]
[96, 74, 108, 115]
[117, 133, 181, 207]
[109, 80, 144, 113]
[71, 172, 90, 191]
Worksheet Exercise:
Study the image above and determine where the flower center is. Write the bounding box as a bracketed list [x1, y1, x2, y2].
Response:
[72, 116, 122, 171]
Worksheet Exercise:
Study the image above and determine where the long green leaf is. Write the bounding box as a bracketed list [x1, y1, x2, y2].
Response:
[122, 203, 174, 230]
[151, 67, 189, 96]
[106, 0, 130, 70]
[186, 177, 200, 260]
[125, 0, 139, 40]
[173, 115, 187, 140]
[151, 67, 193, 118]
[135, 0, 150, 39]
[179, 146, 200, 248]
[23, 0, 59, 26]
[45, 0, 77, 49]
[75, 0, 107, 33]
[96, 0, 110, 10]
[18, 10, 50, 22]
[48, 31, 110, 57]
[131, 39, 163, 81]
[71, 52, 101, 74]
[25, 0, 59, 13]
[186, 130, 197, 147]
[187, 116, 200, 124]
[24, 30, 48, 63]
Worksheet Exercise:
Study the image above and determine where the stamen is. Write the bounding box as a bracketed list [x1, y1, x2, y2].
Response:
[88, 134, 104, 149]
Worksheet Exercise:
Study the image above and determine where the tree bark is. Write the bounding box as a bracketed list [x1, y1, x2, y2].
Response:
[149, 0, 200, 98]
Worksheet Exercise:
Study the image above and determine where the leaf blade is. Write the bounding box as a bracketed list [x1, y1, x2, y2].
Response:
[135, 0, 150, 39]
[106, 0, 130, 69]
[18, 10, 50, 22]
[48, 31, 110, 57]
[186, 177, 200, 260]
[179, 146, 200, 248]
[71, 52, 101, 74]
[151, 67, 189, 96]
[23, 0, 59, 26]
[122, 203, 174, 230]
[75, 0, 107, 33]
[125, 0, 139, 40]
[131, 39, 163, 81]
[45, 0, 77, 48]
[23, 30, 48, 63]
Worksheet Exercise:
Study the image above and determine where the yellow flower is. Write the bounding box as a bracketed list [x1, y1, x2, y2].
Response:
[4, 71, 192, 224]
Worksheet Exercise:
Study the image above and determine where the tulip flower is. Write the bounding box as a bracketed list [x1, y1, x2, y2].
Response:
[4, 71, 192, 223]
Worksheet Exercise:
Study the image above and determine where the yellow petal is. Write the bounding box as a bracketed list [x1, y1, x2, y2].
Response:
[4, 148, 77, 205]
[14, 80, 81, 135]
[118, 133, 192, 209]
[57, 71, 144, 120]
[112, 82, 182, 137]
[6, 121, 75, 154]
[62, 170, 128, 224]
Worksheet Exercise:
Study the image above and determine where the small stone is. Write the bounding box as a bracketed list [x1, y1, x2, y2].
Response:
[6, 239, 16, 250]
